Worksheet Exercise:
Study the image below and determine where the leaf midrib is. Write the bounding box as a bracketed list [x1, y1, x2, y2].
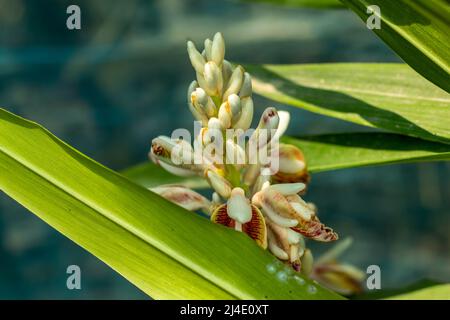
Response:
[0, 146, 239, 299]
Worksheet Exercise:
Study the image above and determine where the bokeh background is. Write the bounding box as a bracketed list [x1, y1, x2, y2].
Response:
[0, 0, 448, 299]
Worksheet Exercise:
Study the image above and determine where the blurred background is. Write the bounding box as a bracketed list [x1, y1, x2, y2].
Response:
[0, 0, 448, 299]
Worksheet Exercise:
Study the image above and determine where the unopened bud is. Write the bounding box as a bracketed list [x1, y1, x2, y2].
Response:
[187, 41, 206, 74]
[272, 144, 309, 184]
[225, 139, 246, 166]
[203, 61, 223, 96]
[203, 38, 212, 60]
[222, 60, 233, 86]
[211, 32, 225, 66]
[223, 65, 244, 100]
[151, 185, 211, 211]
[233, 97, 253, 130]
[239, 72, 252, 98]
[205, 169, 232, 198]
[301, 249, 314, 276]
[192, 87, 216, 118]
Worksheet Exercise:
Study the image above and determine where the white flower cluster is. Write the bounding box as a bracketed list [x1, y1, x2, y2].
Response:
[148, 33, 364, 290]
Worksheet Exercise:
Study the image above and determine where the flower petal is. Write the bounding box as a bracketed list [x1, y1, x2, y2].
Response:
[312, 263, 365, 295]
[269, 183, 306, 195]
[211, 32, 225, 66]
[223, 65, 244, 100]
[227, 188, 252, 224]
[187, 41, 206, 74]
[150, 185, 211, 212]
[272, 144, 310, 185]
[205, 169, 232, 198]
[211, 203, 267, 248]
[291, 216, 338, 242]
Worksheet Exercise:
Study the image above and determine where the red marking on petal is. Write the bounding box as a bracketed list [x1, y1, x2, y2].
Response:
[291, 218, 338, 242]
[272, 171, 310, 186]
[211, 204, 267, 248]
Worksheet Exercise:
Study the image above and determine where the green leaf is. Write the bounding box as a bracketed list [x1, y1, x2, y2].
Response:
[354, 279, 442, 300]
[0, 108, 342, 300]
[121, 162, 208, 189]
[243, 0, 344, 8]
[247, 63, 450, 144]
[283, 132, 450, 173]
[386, 284, 450, 300]
[340, 0, 450, 93]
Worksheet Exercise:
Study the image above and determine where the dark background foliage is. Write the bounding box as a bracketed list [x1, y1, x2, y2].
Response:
[0, 0, 448, 298]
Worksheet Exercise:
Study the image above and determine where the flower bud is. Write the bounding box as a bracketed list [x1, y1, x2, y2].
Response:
[151, 136, 196, 167]
[222, 65, 244, 100]
[212, 192, 221, 205]
[150, 185, 211, 211]
[222, 60, 233, 86]
[239, 72, 252, 98]
[187, 80, 198, 102]
[243, 163, 260, 186]
[251, 168, 271, 195]
[249, 107, 279, 149]
[269, 183, 306, 195]
[272, 144, 309, 184]
[157, 160, 200, 177]
[232, 97, 253, 130]
[205, 169, 232, 198]
[203, 61, 223, 97]
[257, 107, 279, 131]
[301, 249, 314, 276]
[211, 32, 225, 66]
[191, 87, 216, 118]
[272, 110, 290, 142]
[187, 81, 208, 125]
[151, 136, 177, 162]
[149, 150, 200, 176]
[203, 38, 212, 60]
[311, 239, 365, 295]
[187, 41, 206, 74]
[218, 94, 241, 128]
[225, 139, 246, 167]
[313, 263, 365, 295]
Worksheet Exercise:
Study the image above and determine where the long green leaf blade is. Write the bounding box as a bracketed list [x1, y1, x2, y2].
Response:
[386, 284, 450, 300]
[244, 0, 344, 8]
[247, 63, 450, 143]
[0, 150, 231, 299]
[340, 0, 450, 93]
[0, 108, 341, 300]
[283, 133, 450, 172]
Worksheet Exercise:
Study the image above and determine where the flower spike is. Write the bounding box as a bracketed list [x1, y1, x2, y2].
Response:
[148, 32, 355, 287]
